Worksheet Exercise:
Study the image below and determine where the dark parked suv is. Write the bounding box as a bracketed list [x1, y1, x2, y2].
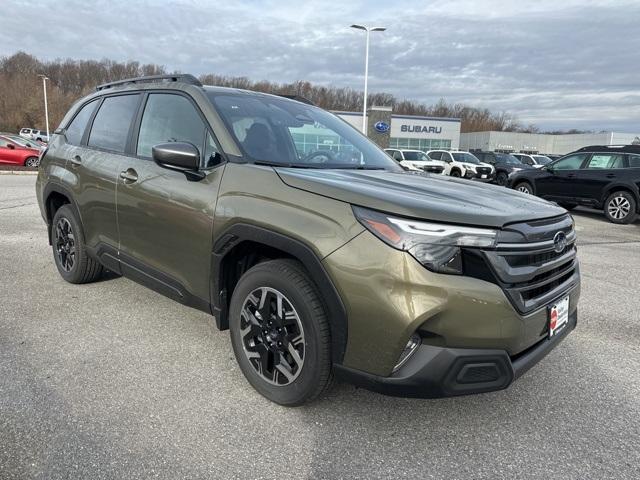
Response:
[509, 145, 640, 224]
[36, 75, 581, 405]
[474, 151, 534, 186]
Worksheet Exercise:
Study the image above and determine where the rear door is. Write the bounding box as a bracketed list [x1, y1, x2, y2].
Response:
[576, 152, 625, 205]
[68, 94, 140, 260]
[536, 153, 588, 200]
[115, 91, 226, 305]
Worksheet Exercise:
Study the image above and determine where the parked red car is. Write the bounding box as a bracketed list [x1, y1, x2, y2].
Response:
[0, 135, 41, 167]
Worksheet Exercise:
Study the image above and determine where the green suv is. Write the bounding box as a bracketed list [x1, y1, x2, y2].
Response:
[36, 75, 580, 405]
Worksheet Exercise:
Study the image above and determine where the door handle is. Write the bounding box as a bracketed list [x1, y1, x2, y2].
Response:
[566, 173, 576, 178]
[69, 155, 82, 166]
[119, 169, 138, 183]
[606, 173, 616, 178]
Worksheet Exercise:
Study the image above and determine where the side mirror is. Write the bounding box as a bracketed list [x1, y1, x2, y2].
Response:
[152, 142, 204, 179]
[7, 144, 15, 150]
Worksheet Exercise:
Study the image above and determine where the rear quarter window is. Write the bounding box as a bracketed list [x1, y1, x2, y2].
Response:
[65, 100, 99, 146]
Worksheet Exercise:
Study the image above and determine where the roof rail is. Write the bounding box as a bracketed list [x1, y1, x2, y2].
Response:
[277, 94, 315, 106]
[96, 74, 202, 91]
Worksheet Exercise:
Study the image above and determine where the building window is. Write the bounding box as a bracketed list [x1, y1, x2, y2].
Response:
[389, 138, 451, 152]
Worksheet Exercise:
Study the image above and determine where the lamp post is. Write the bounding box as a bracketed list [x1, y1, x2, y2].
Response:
[350, 24, 386, 133]
[37, 74, 50, 140]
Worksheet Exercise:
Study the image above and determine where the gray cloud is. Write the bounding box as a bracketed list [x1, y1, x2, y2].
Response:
[2, 0, 639, 131]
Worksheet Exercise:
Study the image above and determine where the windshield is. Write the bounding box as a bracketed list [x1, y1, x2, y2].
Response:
[4, 135, 38, 148]
[402, 151, 429, 161]
[207, 91, 402, 170]
[533, 155, 552, 165]
[452, 152, 481, 164]
[496, 153, 522, 165]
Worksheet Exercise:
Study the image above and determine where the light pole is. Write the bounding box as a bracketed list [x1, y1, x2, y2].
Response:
[350, 24, 386, 133]
[37, 74, 50, 140]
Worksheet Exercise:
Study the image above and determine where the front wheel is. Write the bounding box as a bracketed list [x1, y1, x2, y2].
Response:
[514, 181, 533, 195]
[604, 191, 637, 224]
[450, 169, 461, 177]
[24, 156, 39, 167]
[496, 171, 509, 186]
[229, 259, 332, 406]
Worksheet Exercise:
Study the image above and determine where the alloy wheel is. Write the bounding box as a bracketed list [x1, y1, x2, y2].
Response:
[608, 196, 631, 220]
[517, 185, 531, 194]
[239, 287, 305, 386]
[25, 157, 39, 167]
[55, 217, 76, 272]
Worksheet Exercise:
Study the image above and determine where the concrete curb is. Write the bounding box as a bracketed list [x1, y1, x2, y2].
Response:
[0, 170, 39, 175]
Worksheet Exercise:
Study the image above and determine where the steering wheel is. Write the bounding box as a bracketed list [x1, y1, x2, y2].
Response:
[303, 150, 337, 164]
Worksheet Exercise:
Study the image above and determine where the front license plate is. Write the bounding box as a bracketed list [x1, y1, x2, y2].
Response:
[548, 296, 569, 337]
[481, 174, 487, 178]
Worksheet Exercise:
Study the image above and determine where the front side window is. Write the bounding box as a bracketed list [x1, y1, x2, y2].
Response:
[553, 153, 588, 170]
[532, 155, 552, 165]
[137, 93, 208, 160]
[428, 151, 442, 160]
[208, 92, 400, 170]
[65, 99, 98, 146]
[403, 151, 429, 161]
[452, 152, 481, 164]
[88, 95, 140, 153]
[586, 154, 624, 169]
[495, 153, 521, 165]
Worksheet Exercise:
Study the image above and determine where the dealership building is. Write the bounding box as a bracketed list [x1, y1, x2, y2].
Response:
[460, 131, 640, 155]
[333, 110, 461, 151]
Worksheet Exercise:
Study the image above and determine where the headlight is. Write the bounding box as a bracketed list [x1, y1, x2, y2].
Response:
[463, 163, 475, 170]
[353, 206, 498, 274]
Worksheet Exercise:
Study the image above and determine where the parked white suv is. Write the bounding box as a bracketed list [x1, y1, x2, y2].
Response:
[512, 153, 552, 169]
[384, 149, 447, 174]
[427, 150, 495, 182]
[19, 128, 49, 143]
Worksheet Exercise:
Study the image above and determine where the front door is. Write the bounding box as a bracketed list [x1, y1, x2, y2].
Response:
[536, 153, 589, 200]
[115, 92, 225, 305]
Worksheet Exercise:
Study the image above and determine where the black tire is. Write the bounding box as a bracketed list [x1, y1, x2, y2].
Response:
[496, 171, 509, 186]
[51, 205, 103, 283]
[450, 169, 461, 177]
[604, 191, 637, 224]
[558, 203, 577, 211]
[24, 156, 39, 167]
[229, 259, 332, 406]
[514, 181, 533, 195]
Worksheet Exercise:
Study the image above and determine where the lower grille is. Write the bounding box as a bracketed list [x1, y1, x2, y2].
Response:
[422, 166, 444, 174]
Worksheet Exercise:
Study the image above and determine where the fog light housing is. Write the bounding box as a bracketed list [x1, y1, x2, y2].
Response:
[393, 333, 421, 373]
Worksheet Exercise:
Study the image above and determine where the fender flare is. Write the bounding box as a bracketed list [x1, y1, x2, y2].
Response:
[42, 182, 83, 245]
[211, 223, 348, 364]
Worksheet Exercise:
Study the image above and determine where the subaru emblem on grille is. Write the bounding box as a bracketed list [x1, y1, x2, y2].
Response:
[553, 231, 567, 253]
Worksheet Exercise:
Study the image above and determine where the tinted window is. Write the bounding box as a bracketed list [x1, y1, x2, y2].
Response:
[65, 100, 98, 146]
[428, 151, 442, 160]
[495, 153, 521, 165]
[452, 152, 481, 164]
[392, 151, 403, 161]
[88, 95, 140, 153]
[137, 93, 208, 159]
[628, 154, 640, 168]
[553, 153, 587, 170]
[586, 154, 624, 169]
[533, 155, 552, 165]
[403, 151, 429, 161]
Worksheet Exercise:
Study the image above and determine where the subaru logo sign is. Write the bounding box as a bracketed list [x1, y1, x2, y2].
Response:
[374, 121, 390, 133]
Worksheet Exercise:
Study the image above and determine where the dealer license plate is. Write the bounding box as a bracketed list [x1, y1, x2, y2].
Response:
[481, 174, 487, 178]
[549, 296, 569, 337]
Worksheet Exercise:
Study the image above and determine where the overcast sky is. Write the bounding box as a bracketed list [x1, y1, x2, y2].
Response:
[3, 0, 639, 131]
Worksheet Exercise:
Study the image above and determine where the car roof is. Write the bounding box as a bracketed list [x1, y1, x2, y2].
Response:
[574, 144, 640, 154]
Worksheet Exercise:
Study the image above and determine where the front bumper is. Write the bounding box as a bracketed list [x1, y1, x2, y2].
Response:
[467, 170, 495, 182]
[335, 309, 577, 398]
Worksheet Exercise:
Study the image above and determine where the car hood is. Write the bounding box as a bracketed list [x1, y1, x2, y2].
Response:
[276, 168, 565, 228]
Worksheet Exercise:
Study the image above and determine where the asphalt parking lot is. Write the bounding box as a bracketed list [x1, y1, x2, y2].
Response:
[1, 175, 639, 480]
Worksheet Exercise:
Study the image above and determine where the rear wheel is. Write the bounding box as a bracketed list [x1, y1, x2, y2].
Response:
[450, 169, 461, 177]
[604, 191, 637, 224]
[52, 205, 103, 283]
[24, 156, 39, 167]
[515, 181, 533, 195]
[229, 259, 332, 406]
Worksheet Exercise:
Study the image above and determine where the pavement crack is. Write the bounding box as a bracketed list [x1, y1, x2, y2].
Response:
[0, 202, 37, 211]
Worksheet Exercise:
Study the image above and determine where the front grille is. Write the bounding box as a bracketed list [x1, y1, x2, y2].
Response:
[467, 214, 579, 314]
[476, 167, 492, 175]
[422, 166, 444, 173]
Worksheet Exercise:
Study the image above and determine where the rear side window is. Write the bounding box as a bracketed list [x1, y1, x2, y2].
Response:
[65, 100, 98, 146]
[628, 154, 640, 168]
[586, 154, 624, 169]
[429, 151, 442, 160]
[136, 93, 207, 159]
[88, 95, 140, 153]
